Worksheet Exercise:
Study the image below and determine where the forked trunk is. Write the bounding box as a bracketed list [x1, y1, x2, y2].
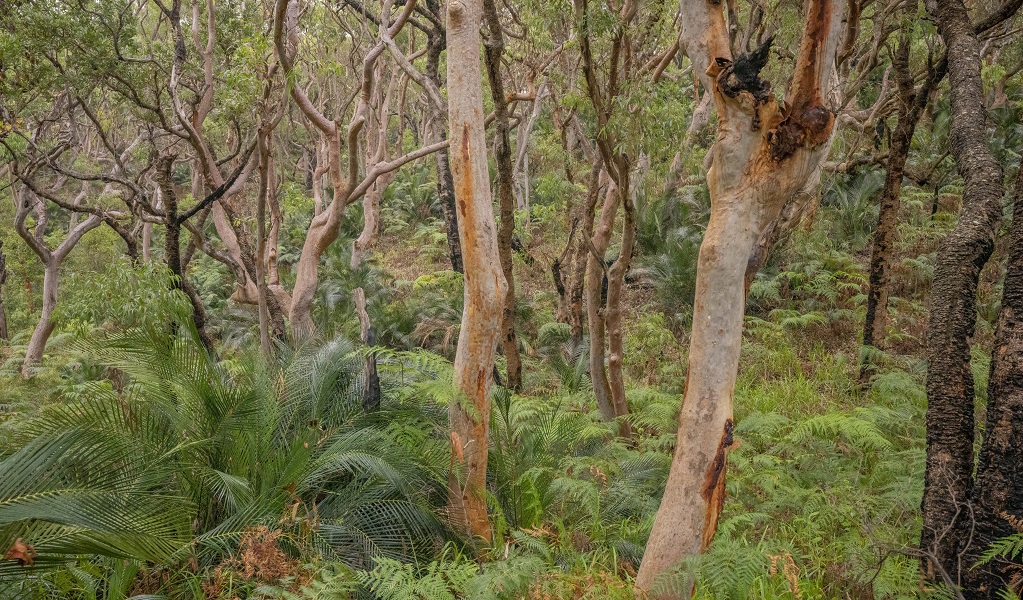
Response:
[445, 0, 508, 543]
[961, 158, 1023, 598]
[635, 0, 845, 593]
[921, 0, 1005, 581]
[14, 186, 103, 377]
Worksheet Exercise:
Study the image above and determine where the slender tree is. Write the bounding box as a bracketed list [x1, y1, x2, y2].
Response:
[483, 0, 523, 392]
[859, 6, 940, 382]
[445, 0, 509, 542]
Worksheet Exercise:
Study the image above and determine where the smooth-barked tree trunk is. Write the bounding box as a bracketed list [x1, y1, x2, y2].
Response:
[586, 178, 619, 420]
[445, 0, 509, 543]
[14, 187, 103, 377]
[635, 0, 846, 593]
[921, 0, 1006, 583]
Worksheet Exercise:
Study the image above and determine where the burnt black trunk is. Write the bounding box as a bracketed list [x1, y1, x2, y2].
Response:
[483, 0, 522, 392]
[921, 0, 1005, 583]
[425, 0, 463, 274]
[860, 18, 934, 382]
[961, 163, 1023, 599]
[158, 157, 217, 355]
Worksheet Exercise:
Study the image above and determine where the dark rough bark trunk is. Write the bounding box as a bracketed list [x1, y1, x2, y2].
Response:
[860, 21, 931, 382]
[961, 164, 1023, 599]
[922, 0, 1006, 583]
[425, 0, 464, 275]
[157, 157, 217, 355]
[0, 240, 7, 341]
[483, 0, 522, 392]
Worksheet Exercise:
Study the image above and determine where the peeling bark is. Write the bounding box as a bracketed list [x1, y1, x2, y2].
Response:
[446, 0, 508, 543]
[635, 0, 846, 593]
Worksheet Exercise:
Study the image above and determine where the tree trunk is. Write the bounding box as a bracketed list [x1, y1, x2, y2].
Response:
[157, 156, 217, 355]
[14, 186, 103, 377]
[961, 159, 1023, 599]
[635, 0, 846, 592]
[570, 161, 603, 348]
[425, 0, 465, 274]
[142, 221, 153, 261]
[22, 259, 59, 377]
[921, 0, 1006, 582]
[0, 240, 8, 341]
[860, 20, 931, 383]
[587, 179, 619, 421]
[256, 123, 273, 356]
[352, 176, 389, 412]
[605, 173, 636, 437]
[483, 0, 523, 392]
[445, 0, 508, 543]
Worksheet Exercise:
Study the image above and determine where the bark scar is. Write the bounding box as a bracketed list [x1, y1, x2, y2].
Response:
[700, 418, 737, 550]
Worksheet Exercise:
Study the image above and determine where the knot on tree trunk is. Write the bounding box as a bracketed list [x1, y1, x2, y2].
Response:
[716, 36, 775, 103]
[767, 103, 834, 161]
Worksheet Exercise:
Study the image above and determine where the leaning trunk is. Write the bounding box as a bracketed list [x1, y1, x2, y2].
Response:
[921, 0, 1005, 581]
[21, 260, 59, 378]
[445, 0, 508, 543]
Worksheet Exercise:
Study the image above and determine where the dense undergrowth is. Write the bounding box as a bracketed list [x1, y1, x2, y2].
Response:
[0, 167, 999, 600]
